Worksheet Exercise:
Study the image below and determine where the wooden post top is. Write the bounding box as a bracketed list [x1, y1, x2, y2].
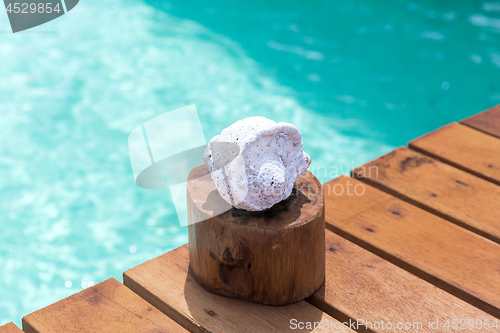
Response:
[187, 165, 324, 230]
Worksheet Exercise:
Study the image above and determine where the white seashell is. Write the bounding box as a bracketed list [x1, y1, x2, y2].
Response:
[203, 116, 311, 211]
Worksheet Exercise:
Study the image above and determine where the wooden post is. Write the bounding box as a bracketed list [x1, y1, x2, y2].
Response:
[187, 165, 325, 305]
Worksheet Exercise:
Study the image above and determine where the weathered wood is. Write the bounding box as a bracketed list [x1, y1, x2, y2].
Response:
[187, 165, 325, 305]
[22, 278, 186, 333]
[307, 229, 497, 332]
[124, 244, 354, 333]
[351, 147, 500, 244]
[0, 323, 23, 333]
[408, 122, 500, 186]
[323, 176, 500, 319]
[461, 103, 500, 139]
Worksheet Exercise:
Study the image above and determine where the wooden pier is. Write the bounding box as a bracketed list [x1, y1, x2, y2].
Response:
[2, 104, 500, 332]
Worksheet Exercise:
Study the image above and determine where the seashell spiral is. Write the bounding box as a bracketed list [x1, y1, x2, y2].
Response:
[203, 116, 311, 211]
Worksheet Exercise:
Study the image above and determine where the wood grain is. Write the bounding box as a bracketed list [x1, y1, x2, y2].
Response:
[22, 278, 186, 333]
[188, 165, 325, 305]
[322, 176, 500, 319]
[307, 230, 497, 332]
[408, 122, 500, 186]
[461, 103, 500, 139]
[351, 147, 500, 244]
[124, 244, 354, 333]
[0, 323, 23, 333]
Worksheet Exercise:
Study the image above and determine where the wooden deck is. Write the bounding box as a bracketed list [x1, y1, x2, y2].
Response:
[6, 105, 500, 332]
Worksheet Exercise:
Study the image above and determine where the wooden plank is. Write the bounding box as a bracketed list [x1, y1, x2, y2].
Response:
[322, 176, 500, 319]
[0, 323, 23, 333]
[307, 230, 498, 332]
[461, 104, 500, 139]
[408, 122, 500, 186]
[22, 278, 186, 333]
[124, 244, 354, 333]
[351, 147, 500, 244]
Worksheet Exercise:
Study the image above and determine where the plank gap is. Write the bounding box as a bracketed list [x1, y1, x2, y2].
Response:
[124, 244, 354, 333]
[408, 123, 500, 186]
[324, 219, 500, 319]
[122, 273, 203, 333]
[305, 296, 375, 333]
[461, 121, 500, 140]
[461, 104, 500, 139]
[351, 172, 500, 246]
[408, 142, 500, 187]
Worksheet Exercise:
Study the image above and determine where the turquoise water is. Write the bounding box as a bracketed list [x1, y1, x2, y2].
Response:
[1, 0, 499, 326]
